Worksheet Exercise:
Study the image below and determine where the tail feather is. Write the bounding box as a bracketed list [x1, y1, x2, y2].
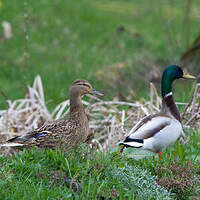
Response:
[7, 136, 28, 143]
[0, 143, 25, 147]
[7, 131, 51, 143]
[123, 137, 143, 144]
[1, 131, 51, 148]
[0, 135, 27, 148]
[119, 137, 144, 148]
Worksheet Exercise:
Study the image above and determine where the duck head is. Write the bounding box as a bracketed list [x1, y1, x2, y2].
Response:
[161, 65, 195, 97]
[69, 79, 104, 98]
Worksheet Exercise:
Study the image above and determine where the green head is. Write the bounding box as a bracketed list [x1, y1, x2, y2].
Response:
[161, 65, 195, 97]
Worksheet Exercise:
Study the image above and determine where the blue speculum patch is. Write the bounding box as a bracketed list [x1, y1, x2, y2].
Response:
[33, 132, 49, 139]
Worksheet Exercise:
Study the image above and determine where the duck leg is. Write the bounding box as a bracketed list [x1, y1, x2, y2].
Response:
[158, 152, 162, 161]
[120, 146, 125, 153]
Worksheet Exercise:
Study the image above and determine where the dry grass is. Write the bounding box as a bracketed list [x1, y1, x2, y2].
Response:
[0, 76, 200, 153]
[156, 161, 200, 197]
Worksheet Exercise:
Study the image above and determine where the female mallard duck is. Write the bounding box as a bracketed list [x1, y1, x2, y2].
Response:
[3, 79, 103, 149]
[120, 65, 195, 159]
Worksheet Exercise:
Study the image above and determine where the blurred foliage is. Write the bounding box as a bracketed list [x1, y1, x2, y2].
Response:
[0, 0, 199, 108]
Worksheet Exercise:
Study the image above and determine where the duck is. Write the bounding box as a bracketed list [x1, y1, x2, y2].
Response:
[119, 65, 195, 160]
[2, 79, 103, 149]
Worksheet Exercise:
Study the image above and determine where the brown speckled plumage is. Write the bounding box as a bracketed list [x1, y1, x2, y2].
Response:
[6, 79, 103, 150]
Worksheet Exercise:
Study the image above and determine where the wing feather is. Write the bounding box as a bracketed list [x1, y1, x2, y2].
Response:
[6, 118, 74, 143]
[128, 115, 171, 140]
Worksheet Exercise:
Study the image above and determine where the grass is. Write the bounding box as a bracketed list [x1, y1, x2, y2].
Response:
[1, 0, 200, 199]
[0, 129, 199, 199]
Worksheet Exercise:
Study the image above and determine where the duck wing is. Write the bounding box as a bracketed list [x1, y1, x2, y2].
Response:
[6, 118, 73, 143]
[127, 114, 171, 140]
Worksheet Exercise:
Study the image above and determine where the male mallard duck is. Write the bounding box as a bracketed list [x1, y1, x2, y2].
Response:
[120, 65, 195, 159]
[2, 79, 103, 149]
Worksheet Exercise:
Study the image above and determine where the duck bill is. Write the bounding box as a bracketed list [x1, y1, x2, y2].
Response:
[92, 89, 104, 96]
[182, 73, 196, 79]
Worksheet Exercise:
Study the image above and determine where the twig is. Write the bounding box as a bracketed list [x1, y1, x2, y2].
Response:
[121, 110, 125, 131]
[0, 89, 9, 110]
[24, 2, 29, 87]
[89, 101, 139, 108]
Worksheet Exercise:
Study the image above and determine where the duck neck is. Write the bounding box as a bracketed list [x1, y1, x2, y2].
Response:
[161, 71, 173, 98]
[162, 93, 181, 122]
[69, 94, 85, 116]
[161, 70, 181, 122]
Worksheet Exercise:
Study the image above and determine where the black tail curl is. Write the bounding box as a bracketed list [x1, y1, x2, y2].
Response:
[123, 137, 144, 144]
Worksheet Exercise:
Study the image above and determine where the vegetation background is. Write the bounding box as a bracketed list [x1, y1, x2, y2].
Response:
[0, 0, 200, 199]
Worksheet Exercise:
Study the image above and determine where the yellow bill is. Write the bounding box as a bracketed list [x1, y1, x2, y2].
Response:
[183, 72, 196, 79]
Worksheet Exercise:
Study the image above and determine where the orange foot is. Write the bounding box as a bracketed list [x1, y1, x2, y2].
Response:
[158, 152, 162, 161]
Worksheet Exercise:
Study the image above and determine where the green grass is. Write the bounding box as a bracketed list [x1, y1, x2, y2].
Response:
[0, 129, 199, 199]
